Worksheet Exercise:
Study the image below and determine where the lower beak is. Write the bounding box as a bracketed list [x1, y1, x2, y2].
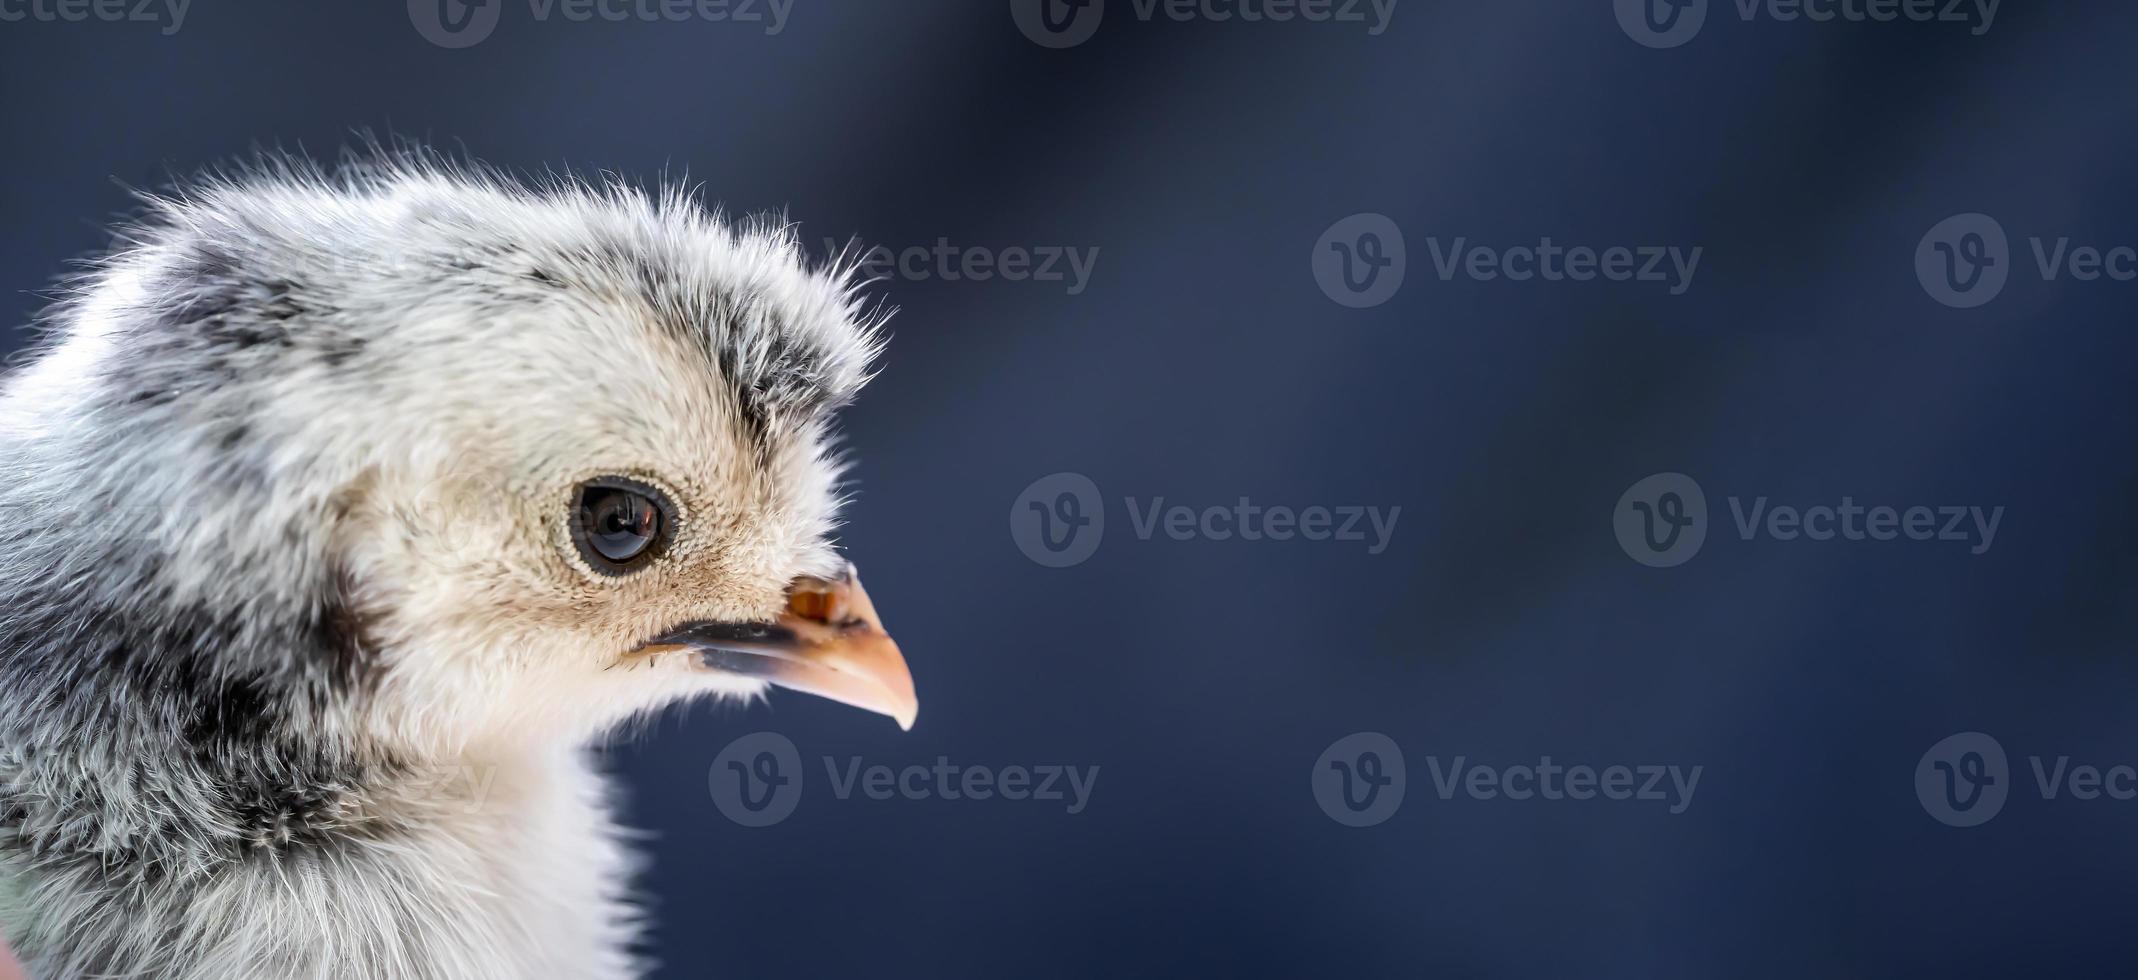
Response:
[637, 564, 919, 731]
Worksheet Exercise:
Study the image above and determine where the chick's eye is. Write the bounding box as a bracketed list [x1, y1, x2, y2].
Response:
[571, 479, 672, 573]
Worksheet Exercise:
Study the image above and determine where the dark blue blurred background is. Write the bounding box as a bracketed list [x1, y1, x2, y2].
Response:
[6, 1, 2138, 977]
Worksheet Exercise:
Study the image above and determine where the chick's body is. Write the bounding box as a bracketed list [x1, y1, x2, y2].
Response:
[0, 152, 899, 979]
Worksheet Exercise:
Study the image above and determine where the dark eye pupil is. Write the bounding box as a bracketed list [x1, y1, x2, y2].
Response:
[576, 483, 665, 568]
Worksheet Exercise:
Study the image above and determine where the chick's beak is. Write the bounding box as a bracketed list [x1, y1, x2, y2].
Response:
[639, 564, 918, 731]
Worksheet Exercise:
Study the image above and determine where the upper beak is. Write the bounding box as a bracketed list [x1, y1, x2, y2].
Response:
[637, 563, 919, 731]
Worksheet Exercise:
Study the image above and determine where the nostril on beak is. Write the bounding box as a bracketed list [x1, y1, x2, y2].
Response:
[785, 580, 844, 625]
[784, 562, 864, 627]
